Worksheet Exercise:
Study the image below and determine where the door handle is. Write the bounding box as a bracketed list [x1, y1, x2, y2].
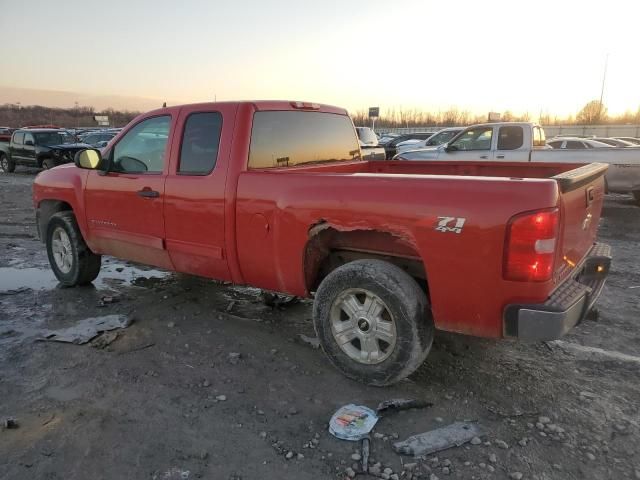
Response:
[137, 188, 160, 198]
[480, 155, 489, 159]
[496, 155, 505, 159]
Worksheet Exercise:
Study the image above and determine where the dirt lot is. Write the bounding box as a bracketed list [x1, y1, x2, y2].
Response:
[0, 169, 639, 480]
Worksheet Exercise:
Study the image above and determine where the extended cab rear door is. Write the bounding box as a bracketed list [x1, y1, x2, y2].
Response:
[493, 125, 530, 161]
[163, 103, 238, 281]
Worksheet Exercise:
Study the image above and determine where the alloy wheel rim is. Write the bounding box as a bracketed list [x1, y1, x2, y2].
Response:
[51, 227, 73, 274]
[330, 288, 397, 365]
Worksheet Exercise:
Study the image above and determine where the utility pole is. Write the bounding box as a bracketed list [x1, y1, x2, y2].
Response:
[598, 54, 608, 123]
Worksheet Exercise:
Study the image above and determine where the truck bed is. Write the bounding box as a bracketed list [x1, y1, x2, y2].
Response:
[275, 159, 592, 180]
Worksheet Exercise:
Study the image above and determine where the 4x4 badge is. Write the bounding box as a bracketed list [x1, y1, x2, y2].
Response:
[435, 216, 466, 234]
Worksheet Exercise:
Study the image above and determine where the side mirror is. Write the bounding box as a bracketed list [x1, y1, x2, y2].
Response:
[25, 140, 34, 146]
[74, 149, 103, 170]
[444, 143, 459, 152]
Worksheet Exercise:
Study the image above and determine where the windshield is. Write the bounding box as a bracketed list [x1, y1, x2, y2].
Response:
[34, 132, 70, 145]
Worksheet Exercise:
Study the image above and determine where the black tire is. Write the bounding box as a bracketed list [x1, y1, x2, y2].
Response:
[633, 191, 640, 206]
[0, 153, 15, 173]
[42, 158, 55, 170]
[313, 259, 434, 386]
[46, 211, 101, 286]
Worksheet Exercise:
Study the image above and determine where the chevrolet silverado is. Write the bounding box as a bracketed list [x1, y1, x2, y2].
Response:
[33, 102, 611, 385]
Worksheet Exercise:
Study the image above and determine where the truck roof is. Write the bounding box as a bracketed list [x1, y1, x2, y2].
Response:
[473, 121, 540, 128]
[143, 100, 348, 117]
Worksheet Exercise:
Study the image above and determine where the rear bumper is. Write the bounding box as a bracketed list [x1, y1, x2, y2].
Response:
[503, 243, 611, 341]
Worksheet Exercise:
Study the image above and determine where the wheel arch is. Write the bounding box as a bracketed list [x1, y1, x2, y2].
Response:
[303, 221, 430, 301]
[36, 199, 73, 242]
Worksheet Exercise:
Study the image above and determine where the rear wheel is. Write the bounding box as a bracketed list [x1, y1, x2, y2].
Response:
[313, 259, 434, 386]
[0, 153, 15, 173]
[46, 211, 101, 286]
[633, 191, 640, 206]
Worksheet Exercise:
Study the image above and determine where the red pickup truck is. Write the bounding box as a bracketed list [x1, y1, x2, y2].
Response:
[33, 101, 611, 385]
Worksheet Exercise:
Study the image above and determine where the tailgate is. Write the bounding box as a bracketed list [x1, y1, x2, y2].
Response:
[552, 163, 608, 283]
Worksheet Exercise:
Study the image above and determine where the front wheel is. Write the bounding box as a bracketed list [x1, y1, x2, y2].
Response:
[0, 153, 15, 173]
[46, 211, 102, 286]
[42, 158, 55, 170]
[313, 259, 434, 386]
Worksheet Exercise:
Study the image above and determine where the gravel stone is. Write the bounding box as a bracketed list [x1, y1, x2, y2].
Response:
[442, 467, 450, 475]
[345, 467, 356, 478]
[470, 436, 482, 445]
[538, 416, 551, 424]
[509, 472, 523, 480]
[285, 451, 294, 460]
[489, 454, 497, 464]
[374, 432, 385, 439]
[496, 440, 509, 449]
[390, 474, 399, 480]
[215, 395, 227, 401]
[384, 467, 393, 474]
[487, 465, 495, 473]
[351, 453, 361, 461]
[586, 452, 596, 461]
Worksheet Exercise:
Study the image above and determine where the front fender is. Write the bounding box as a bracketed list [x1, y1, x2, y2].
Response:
[33, 165, 90, 240]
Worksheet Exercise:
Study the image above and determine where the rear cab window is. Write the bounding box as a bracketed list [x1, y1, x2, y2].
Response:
[497, 126, 524, 150]
[248, 111, 361, 169]
[178, 112, 222, 175]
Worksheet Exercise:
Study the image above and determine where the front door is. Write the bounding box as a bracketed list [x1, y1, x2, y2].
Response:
[84, 114, 175, 269]
[22, 132, 37, 165]
[441, 125, 495, 161]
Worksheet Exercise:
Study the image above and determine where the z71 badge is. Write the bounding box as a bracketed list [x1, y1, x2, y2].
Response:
[435, 216, 466, 234]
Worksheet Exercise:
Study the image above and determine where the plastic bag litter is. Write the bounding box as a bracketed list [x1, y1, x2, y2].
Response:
[329, 404, 378, 441]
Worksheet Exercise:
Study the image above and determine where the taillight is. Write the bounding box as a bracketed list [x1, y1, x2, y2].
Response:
[504, 208, 559, 282]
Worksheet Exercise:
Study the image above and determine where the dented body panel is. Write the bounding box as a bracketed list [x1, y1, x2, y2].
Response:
[33, 101, 609, 339]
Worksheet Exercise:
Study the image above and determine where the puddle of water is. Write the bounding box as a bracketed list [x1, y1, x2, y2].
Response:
[0, 267, 58, 291]
[0, 261, 169, 292]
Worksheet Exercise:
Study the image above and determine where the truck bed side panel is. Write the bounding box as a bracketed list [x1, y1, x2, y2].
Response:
[235, 172, 561, 338]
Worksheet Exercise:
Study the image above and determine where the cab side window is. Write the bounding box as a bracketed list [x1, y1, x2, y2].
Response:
[178, 112, 222, 174]
[112, 116, 170, 173]
[565, 141, 585, 149]
[13, 132, 24, 145]
[497, 126, 523, 150]
[449, 127, 493, 151]
[24, 133, 35, 145]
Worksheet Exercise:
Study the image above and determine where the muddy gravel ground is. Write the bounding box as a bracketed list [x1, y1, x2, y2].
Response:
[0, 170, 639, 480]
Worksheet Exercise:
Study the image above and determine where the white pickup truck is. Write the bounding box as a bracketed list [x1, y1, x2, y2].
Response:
[396, 122, 640, 203]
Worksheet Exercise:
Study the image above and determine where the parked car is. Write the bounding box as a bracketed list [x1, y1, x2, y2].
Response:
[81, 132, 117, 148]
[396, 122, 640, 203]
[0, 127, 15, 142]
[547, 138, 612, 149]
[376, 133, 400, 145]
[33, 101, 610, 386]
[591, 137, 638, 148]
[614, 137, 640, 146]
[396, 127, 465, 155]
[355, 127, 385, 160]
[383, 132, 437, 159]
[0, 129, 92, 172]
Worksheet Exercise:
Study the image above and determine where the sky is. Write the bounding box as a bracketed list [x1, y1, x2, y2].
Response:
[1, 0, 639, 117]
